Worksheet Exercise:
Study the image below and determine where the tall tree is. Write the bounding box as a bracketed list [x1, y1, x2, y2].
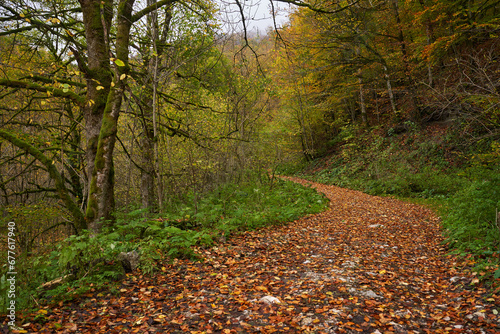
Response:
[0, 0, 216, 232]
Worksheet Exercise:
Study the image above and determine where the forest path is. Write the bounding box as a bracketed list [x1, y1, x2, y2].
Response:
[25, 178, 499, 333]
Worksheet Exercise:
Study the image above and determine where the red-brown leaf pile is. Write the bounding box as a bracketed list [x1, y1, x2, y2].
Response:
[12, 178, 500, 333]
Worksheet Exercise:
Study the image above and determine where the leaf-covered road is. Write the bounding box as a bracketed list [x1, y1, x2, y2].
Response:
[22, 178, 500, 333]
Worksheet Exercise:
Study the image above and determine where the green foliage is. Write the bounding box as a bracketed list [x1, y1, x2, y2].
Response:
[0, 243, 76, 313]
[57, 229, 127, 281]
[275, 160, 310, 175]
[0, 205, 73, 312]
[301, 127, 463, 200]
[442, 176, 499, 250]
[441, 155, 500, 278]
[162, 173, 328, 237]
[55, 211, 215, 283]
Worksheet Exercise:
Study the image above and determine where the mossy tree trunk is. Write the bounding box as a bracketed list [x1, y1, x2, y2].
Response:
[81, 0, 176, 232]
[79, 0, 113, 230]
[84, 0, 135, 232]
[79, 0, 112, 191]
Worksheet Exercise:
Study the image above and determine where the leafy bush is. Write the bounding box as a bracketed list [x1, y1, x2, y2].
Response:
[0, 249, 61, 313]
[162, 175, 328, 237]
[0, 205, 72, 313]
[442, 175, 500, 272]
[439, 141, 500, 279]
[301, 129, 466, 200]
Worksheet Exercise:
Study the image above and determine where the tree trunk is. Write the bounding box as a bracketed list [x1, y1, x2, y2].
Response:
[79, 0, 112, 186]
[84, 0, 135, 232]
[137, 1, 173, 212]
[356, 42, 367, 124]
[418, 0, 434, 87]
[295, 88, 313, 161]
[140, 118, 156, 211]
[150, 4, 162, 212]
[391, 0, 421, 117]
[384, 66, 397, 114]
[358, 71, 367, 124]
[79, 0, 113, 229]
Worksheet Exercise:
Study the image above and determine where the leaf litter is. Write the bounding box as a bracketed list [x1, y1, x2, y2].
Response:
[14, 178, 500, 333]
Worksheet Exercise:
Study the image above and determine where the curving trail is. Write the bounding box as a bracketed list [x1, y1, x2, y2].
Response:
[22, 178, 499, 333]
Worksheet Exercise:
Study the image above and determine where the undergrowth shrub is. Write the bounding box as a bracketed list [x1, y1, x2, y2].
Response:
[442, 168, 500, 278]
[302, 129, 466, 200]
[0, 205, 74, 313]
[163, 176, 328, 237]
[0, 249, 60, 314]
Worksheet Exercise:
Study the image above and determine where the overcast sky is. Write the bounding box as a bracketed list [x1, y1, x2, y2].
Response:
[217, 0, 291, 34]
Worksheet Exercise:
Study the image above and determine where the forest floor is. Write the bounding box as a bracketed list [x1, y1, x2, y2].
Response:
[13, 178, 500, 333]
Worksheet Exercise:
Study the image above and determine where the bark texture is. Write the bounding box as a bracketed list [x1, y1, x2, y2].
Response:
[83, 0, 135, 232]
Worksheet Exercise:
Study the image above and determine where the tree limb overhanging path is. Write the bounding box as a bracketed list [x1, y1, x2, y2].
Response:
[22, 178, 500, 333]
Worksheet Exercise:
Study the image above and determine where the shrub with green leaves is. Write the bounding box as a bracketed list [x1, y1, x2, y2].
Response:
[163, 176, 328, 236]
[438, 141, 500, 278]
[442, 175, 500, 260]
[0, 204, 72, 313]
